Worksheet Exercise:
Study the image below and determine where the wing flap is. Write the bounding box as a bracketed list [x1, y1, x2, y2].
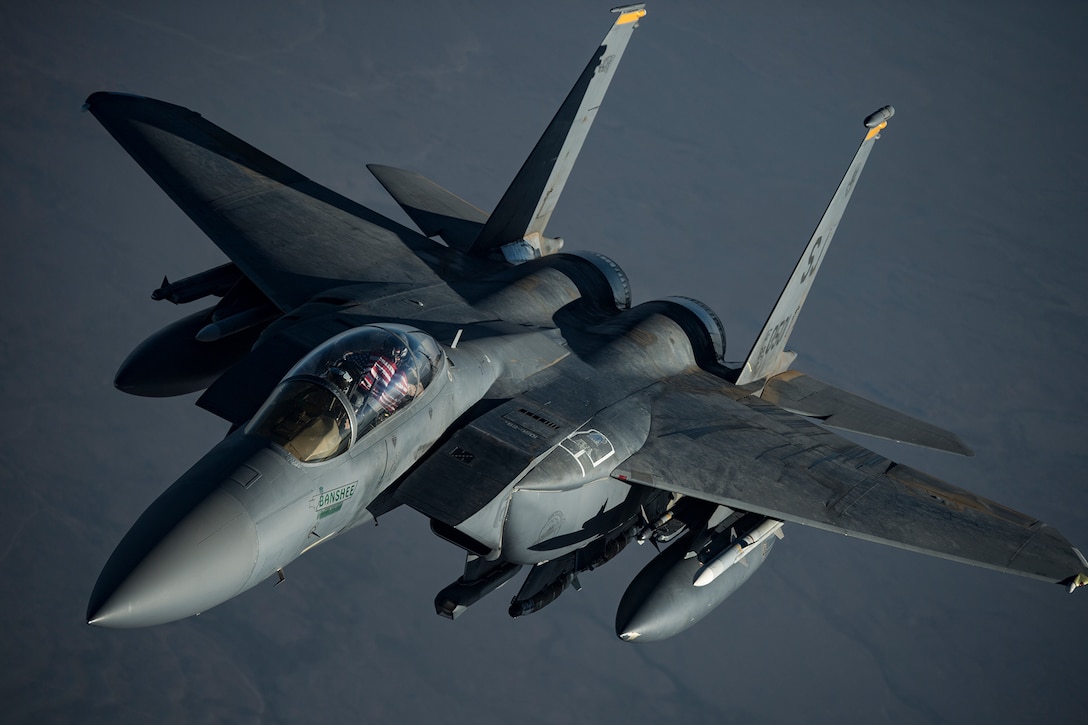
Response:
[85, 92, 446, 311]
[761, 370, 972, 456]
[612, 372, 1086, 585]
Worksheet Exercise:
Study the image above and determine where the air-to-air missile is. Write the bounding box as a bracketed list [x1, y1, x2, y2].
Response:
[695, 517, 784, 587]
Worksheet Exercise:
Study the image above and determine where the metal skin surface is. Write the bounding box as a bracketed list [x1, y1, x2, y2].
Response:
[114, 303, 264, 396]
[616, 529, 776, 642]
[85, 5, 1088, 639]
[90, 329, 516, 627]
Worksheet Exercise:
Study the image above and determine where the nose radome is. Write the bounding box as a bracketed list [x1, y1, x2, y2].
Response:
[88, 488, 258, 628]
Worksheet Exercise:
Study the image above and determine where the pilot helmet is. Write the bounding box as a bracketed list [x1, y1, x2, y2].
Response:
[389, 341, 410, 362]
[325, 366, 354, 393]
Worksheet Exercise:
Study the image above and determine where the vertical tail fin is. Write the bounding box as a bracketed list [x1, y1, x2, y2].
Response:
[734, 106, 894, 386]
[468, 5, 647, 260]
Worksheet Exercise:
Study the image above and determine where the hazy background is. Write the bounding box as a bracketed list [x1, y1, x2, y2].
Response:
[3, 2, 1087, 723]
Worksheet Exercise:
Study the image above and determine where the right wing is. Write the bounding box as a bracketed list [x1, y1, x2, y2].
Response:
[612, 371, 1088, 588]
[84, 92, 450, 312]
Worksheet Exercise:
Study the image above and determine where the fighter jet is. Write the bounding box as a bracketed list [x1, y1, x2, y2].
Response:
[85, 5, 1087, 642]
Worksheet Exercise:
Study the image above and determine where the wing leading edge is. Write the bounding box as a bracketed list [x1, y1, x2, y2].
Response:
[83, 92, 450, 312]
[612, 371, 1088, 588]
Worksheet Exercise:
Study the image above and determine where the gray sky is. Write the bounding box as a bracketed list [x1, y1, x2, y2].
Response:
[3, 2, 1087, 723]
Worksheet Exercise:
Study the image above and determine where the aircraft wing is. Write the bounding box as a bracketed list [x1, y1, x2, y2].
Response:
[84, 92, 450, 312]
[611, 370, 1088, 586]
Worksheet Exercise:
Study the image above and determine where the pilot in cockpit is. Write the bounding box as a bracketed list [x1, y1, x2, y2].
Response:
[249, 325, 440, 462]
[327, 340, 421, 422]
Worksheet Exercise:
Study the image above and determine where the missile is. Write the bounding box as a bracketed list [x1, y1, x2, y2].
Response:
[694, 518, 783, 587]
[196, 303, 281, 342]
[636, 510, 672, 544]
[152, 262, 242, 304]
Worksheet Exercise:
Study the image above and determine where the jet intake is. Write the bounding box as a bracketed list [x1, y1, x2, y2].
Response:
[119, 267, 284, 396]
[656, 296, 727, 366]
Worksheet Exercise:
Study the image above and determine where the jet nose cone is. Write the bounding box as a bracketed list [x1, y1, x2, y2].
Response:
[88, 489, 258, 628]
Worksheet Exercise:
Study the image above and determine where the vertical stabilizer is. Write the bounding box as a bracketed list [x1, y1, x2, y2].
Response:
[734, 106, 894, 386]
[468, 5, 646, 260]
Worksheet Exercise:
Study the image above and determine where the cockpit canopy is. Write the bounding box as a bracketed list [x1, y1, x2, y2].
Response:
[247, 325, 444, 462]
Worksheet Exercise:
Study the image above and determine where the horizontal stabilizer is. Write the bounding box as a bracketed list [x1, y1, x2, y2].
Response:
[367, 164, 487, 252]
[761, 370, 973, 456]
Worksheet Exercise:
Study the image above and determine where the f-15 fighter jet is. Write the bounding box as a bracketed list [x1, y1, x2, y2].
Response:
[85, 5, 1087, 642]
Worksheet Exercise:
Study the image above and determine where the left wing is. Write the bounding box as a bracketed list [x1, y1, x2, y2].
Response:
[612, 370, 1088, 587]
[84, 92, 450, 312]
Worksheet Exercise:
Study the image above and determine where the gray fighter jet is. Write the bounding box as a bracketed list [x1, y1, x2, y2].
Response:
[85, 5, 1087, 641]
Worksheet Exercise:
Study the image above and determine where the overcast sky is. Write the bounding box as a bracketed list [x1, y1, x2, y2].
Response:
[3, 2, 1087, 723]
